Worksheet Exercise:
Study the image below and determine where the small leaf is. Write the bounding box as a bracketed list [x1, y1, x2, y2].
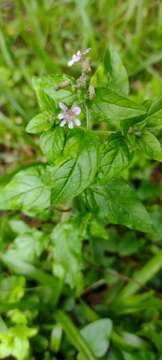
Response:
[80, 319, 113, 358]
[26, 111, 54, 134]
[138, 130, 162, 161]
[98, 132, 130, 181]
[40, 126, 65, 163]
[0, 166, 51, 212]
[84, 180, 152, 233]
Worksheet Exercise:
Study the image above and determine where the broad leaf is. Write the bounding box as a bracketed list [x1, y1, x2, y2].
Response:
[80, 319, 113, 358]
[138, 130, 162, 161]
[146, 109, 162, 131]
[40, 126, 65, 163]
[104, 43, 129, 96]
[0, 166, 51, 212]
[26, 111, 54, 134]
[90, 88, 146, 125]
[48, 129, 98, 204]
[51, 219, 84, 293]
[84, 180, 152, 233]
[98, 132, 130, 181]
[91, 44, 129, 96]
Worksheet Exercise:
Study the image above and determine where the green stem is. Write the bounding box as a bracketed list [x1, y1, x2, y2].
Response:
[55, 310, 96, 360]
[117, 250, 162, 302]
[136, 0, 144, 34]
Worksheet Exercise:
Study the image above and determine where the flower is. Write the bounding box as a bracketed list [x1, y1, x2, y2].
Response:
[68, 48, 91, 67]
[57, 102, 81, 129]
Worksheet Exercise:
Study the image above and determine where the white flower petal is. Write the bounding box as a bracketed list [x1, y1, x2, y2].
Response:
[68, 121, 74, 129]
[68, 51, 81, 66]
[60, 119, 67, 127]
[68, 59, 74, 67]
[57, 113, 64, 120]
[72, 106, 81, 116]
[59, 102, 68, 112]
[83, 48, 91, 55]
[74, 119, 81, 126]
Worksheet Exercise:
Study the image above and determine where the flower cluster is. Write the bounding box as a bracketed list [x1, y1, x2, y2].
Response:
[68, 48, 91, 67]
[58, 102, 81, 129]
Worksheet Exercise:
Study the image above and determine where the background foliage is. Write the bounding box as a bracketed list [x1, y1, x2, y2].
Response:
[0, 1, 162, 359]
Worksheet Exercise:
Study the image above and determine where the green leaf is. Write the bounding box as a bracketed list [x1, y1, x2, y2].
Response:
[138, 98, 162, 132]
[0, 324, 37, 360]
[98, 133, 130, 181]
[107, 349, 123, 360]
[90, 64, 107, 88]
[112, 330, 148, 352]
[91, 88, 146, 125]
[91, 44, 129, 97]
[55, 311, 95, 360]
[84, 180, 152, 233]
[117, 232, 140, 256]
[0, 276, 25, 304]
[50, 324, 62, 353]
[45, 87, 75, 107]
[51, 219, 84, 294]
[9, 219, 30, 234]
[26, 111, 54, 134]
[138, 130, 162, 161]
[115, 250, 162, 301]
[122, 350, 156, 360]
[48, 129, 98, 204]
[0, 166, 51, 212]
[80, 319, 113, 358]
[104, 43, 129, 96]
[33, 74, 74, 111]
[145, 109, 162, 131]
[9, 232, 45, 263]
[40, 126, 65, 163]
[1, 251, 63, 306]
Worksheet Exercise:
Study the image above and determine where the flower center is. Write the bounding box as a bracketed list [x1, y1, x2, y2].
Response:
[65, 110, 75, 121]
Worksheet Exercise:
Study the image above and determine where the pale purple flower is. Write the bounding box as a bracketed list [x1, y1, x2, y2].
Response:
[58, 102, 81, 128]
[68, 48, 91, 67]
